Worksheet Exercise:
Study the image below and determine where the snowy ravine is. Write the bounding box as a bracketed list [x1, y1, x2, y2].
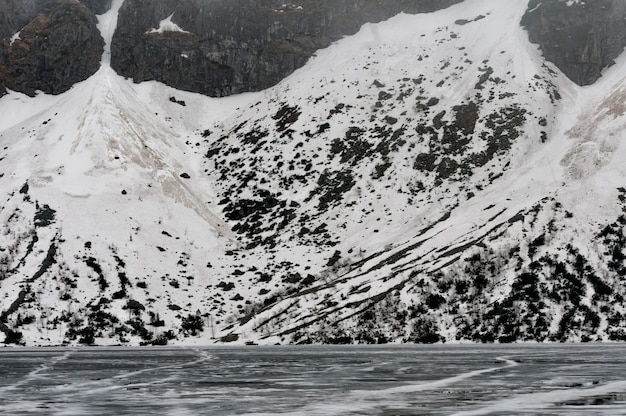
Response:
[0, 0, 625, 346]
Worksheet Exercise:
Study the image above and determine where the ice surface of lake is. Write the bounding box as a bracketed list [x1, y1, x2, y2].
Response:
[1, 344, 626, 415]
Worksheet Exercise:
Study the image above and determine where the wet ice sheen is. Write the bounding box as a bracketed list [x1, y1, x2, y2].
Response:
[1, 345, 625, 415]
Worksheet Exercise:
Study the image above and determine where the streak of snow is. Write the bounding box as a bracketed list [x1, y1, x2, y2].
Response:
[147, 13, 190, 34]
[97, 0, 125, 66]
[9, 30, 21, 45]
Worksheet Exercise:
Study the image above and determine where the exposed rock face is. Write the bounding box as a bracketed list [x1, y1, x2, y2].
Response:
[0, 0, 40, 95]
[79, 0, 112, 15]
[522, 0, 626, 86]
[0, 0, 42, 37]
[0, 0, 105, 96]
[111, 0, 463, 96]
[3, 0, 626, 97]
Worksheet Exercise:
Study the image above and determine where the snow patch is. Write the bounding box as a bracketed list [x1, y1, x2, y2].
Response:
[9, 30, 21, 46]
[147, 13, 190, 34]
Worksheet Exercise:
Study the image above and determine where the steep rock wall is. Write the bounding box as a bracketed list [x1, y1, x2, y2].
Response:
[110, 0, 464, 96]
[0, 0, 105, 96]
[80, 0, 113, 15]
[522, 0, 626, 86]
[4, 0, 626, 97]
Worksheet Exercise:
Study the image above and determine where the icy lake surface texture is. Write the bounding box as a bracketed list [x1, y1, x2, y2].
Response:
[1, 345, 626, 415]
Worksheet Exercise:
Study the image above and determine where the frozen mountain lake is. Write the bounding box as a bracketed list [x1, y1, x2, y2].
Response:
[1, 344, 626, 415]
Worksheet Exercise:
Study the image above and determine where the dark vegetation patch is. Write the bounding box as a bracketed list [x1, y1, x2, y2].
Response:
[308, 169, 356, 211]
[34, 204, 56, 227]
[85, 257, 107, 291]
[273, 104, 301, 132]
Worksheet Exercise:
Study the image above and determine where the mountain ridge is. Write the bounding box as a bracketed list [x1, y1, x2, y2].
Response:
[2, 0, 626, 97]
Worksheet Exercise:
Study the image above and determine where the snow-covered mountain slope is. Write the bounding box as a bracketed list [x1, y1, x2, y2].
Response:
[0, 0, 625, 345]
[0, 2, 256, 345]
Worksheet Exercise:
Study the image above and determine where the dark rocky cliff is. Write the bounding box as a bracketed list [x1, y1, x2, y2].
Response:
[2, 0, 626, 97]
[0, 0, 105, 96]
[522, 0, 626, 86]
[80, 0, 112, 15]
[110, 0, 463, 96]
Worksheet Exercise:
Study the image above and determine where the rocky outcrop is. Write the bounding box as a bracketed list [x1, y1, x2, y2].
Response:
[0, 0, 104, 96]
[0, 0, 40, 37]
[522, 0, 626, 86]
[111, 0, 463, 96]
[0, 0, 109, 37]
[80, 0, 112, 15]
[3, 0, 626, 97]
[0, 0, 40, 95]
